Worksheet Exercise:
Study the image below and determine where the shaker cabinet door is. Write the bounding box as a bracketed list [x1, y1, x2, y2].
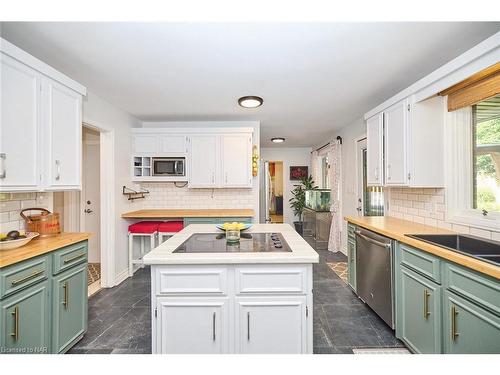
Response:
[221, 134, 252, 188]
[51, 264, 87, 353]
[366, 113, 384, 186]
[235, 296, 306, 354]
[156, 297, 229, 354]
[188, 135, 218, 188]
[397, 267, 442, 353]
[0, 53, 39, 191]
[41, 77, 82, 190]
[0, 282, 50, 353]
[384, 99, 409, 186]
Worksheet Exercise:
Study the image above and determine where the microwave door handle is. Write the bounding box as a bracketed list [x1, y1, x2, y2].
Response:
[174, 161, 179, 174]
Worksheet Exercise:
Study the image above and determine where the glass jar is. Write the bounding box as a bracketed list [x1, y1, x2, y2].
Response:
[226, 229, 241, 243]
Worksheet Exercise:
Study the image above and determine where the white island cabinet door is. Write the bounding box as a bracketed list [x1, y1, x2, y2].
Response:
[366, 113, 384, 186]
[188, 135, 218, 188]
[41, 77, 82, 190]
[236, 296, 307, 354]
[221, 134, 252, 188]
[384, 99, 409, 186]
[0, 54, 39, 191]
[157, 298, 229, 354]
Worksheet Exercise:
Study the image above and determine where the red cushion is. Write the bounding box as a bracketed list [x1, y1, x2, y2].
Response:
[128, 221, 163, 234]
[158, 221, 184, 233]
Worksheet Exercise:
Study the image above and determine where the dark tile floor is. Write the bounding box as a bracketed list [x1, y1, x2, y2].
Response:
[69, 249, 404, 354]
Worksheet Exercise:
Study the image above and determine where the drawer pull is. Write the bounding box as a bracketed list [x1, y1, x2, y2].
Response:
[451, 306, 459, 341]
[63, 252, 85, 264]
[63, 282, 69, 309]
[11, 306, 19, 341]
[11, 269, 44, 286]
[212, 312, 216, 342]
[423, 289, 430, 319]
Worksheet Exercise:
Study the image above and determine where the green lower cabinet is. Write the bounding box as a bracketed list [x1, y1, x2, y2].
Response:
[396, 267, 442, 353]
[443, 290, 500, 354]
[347, 239, 356, 292]
[52, 263, 88, 353]
[0, 281, 50, 354]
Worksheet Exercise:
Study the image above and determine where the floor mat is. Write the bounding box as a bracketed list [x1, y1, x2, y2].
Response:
[352, 348, 411, 354]
[87, 263, 101, 285]
[326, 261, 348, 284]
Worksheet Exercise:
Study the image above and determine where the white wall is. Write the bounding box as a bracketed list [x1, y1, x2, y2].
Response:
[260, 147, 312, 226]
[82, 90, 142, 282]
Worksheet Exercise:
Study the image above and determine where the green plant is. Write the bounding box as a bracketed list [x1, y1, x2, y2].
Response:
[289, 175, 317, 222]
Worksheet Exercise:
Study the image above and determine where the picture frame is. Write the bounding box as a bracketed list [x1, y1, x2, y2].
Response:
[289, 166, 308, 180]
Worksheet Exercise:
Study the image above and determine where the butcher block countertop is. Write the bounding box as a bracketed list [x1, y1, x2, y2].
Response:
[0, 232, 91, 269]
[345, 216, 499, 279]
[122, 209, 255, 219]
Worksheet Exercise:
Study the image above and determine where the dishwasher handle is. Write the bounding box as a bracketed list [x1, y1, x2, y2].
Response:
[355, 230, 391, 249]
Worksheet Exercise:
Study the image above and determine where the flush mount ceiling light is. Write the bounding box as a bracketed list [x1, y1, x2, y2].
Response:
[271, 137, 285, 143]
[238, 96, 263, 108]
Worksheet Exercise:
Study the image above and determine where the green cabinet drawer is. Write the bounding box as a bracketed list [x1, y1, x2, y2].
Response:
[347, 239, 356, 292]
[399, 244, 441, 283]
[222, 217, 253, 224]
[183, 217, 220, 226]
[443, 263, 500, 316]
[0, 281, 50, 353]
[52, 241, 88, 275]
[0, 256, 49, 300]
[347, 223, 356, 240]
[51, 263, 88, 353]
[396, 267, 442, 353]
[443, 290, 500, 354]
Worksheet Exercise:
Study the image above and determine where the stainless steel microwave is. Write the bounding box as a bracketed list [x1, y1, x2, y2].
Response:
[152, 157, 185, 176]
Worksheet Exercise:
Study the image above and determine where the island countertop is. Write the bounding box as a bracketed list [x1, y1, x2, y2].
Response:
[0, 232, 91, 268]
[345, 216, 499, 279]
[122, 208, 254, 218]
[143, 223, 319, 265]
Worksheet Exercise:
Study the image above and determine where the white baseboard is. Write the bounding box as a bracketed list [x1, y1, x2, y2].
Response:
[114, 268, 129, 286]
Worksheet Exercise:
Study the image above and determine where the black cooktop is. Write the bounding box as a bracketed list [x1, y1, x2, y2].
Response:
[173, 232, 292, 253]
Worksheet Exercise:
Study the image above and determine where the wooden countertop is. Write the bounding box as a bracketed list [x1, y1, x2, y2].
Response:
[345, 216, 500, 280]
[121, 209, 255, 219]
[0, 232, 91, 269]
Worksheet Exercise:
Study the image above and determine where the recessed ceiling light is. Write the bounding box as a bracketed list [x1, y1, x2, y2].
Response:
[271, 137, 285, 143]
[238, 96, 263, 108]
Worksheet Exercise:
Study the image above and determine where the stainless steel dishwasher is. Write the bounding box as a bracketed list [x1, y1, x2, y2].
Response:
[354, 227, 394, 329]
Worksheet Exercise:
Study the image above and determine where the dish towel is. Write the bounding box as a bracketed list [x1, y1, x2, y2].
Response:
[328, 141, 342, 252]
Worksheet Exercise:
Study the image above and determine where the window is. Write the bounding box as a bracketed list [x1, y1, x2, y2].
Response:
[320, 155, 330, 189]
[472, 96, 500, 213]
[445, 96, 500, 231]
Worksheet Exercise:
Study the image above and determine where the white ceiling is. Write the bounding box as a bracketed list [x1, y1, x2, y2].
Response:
[1, 22, 499, 147]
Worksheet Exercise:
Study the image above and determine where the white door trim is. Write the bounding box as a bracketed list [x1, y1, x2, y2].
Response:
[355, 136, 367, 217]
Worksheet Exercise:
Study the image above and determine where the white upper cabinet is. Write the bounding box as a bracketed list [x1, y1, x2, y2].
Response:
[366, 113, 384, 186]
[189, 134, 219, 188]
[0, 54, 39, 191]
[160, 135, 187, 154]
[133, 134, 160, 154]
[42, 77, 82, 190]
[221, 134, 252, 188]
[384, 99, 409, 186]
[0, 41, 85, 192]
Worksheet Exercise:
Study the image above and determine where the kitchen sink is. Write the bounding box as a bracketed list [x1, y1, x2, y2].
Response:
[405, 234, 500, 266]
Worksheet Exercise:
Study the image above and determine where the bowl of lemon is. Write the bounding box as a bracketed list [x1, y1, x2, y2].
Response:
[216, 222, 252, 232]
[0, 230, 39, 251]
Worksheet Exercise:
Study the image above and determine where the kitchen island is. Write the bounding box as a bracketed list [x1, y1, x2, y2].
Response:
[143, 223, 319, 354]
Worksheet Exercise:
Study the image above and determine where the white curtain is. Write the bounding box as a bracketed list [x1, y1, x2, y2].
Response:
[328, 141, 342, 252]
[310, 150, 319, 183]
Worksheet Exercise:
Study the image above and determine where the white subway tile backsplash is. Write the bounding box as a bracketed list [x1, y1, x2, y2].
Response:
[387, 187, 499, 241]
[0, 193, 52, 232]
[0, 200, 21, 211]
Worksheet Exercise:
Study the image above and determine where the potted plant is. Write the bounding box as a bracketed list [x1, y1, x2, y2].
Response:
[289, 175, 317, 235]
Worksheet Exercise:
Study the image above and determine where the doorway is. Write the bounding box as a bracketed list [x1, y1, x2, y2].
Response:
[82, 127, 102, 295]
[356, 138, 384, 216]
[260, 161, 284, 223]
